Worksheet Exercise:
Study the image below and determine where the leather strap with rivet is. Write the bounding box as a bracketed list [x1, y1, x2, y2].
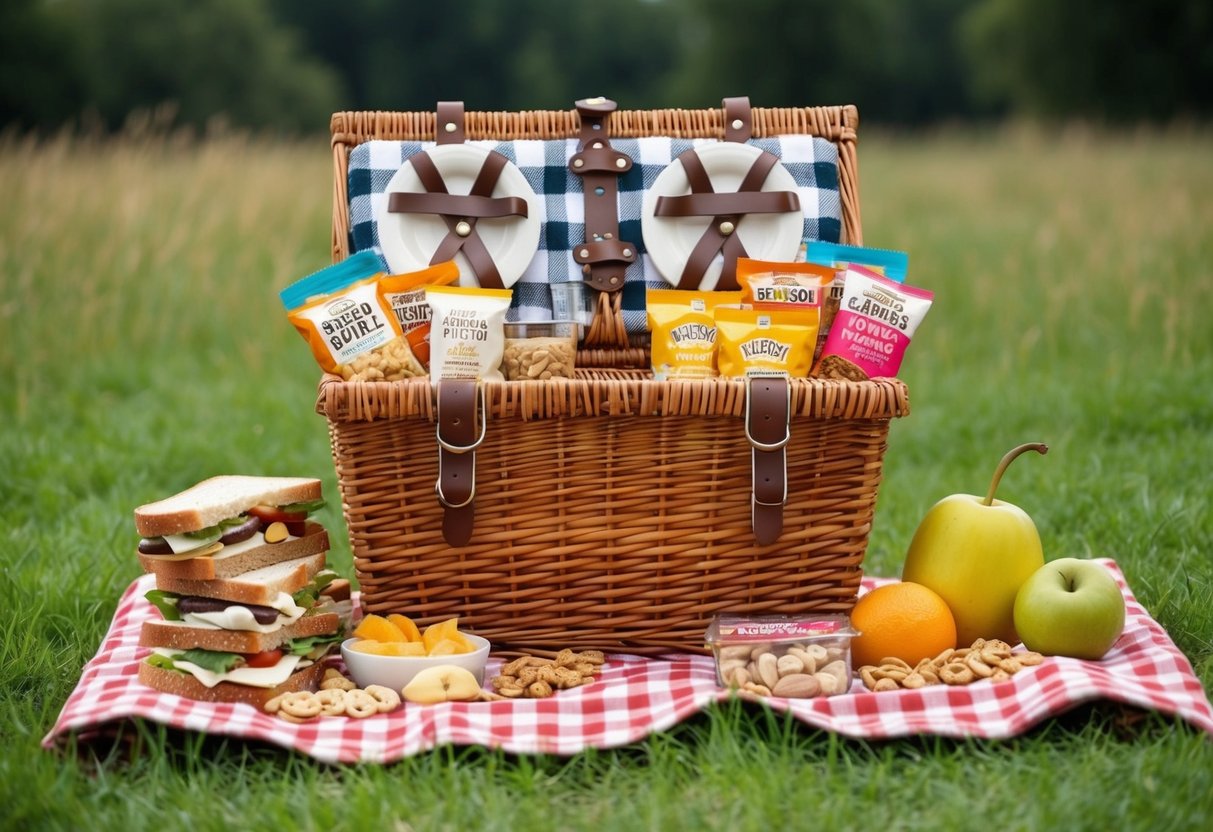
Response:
[654, 146, 799, 291]
[569, 97, 636, 293]
[745, 376, 791, 546]
[435, 379, 485, 547]
[386, 101, 529, 289]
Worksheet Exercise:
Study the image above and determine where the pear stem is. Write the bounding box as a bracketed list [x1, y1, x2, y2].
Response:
[983, 442, 1049, 506]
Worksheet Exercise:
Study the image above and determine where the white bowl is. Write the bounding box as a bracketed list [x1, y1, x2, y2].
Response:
[339, 634, 491, 692]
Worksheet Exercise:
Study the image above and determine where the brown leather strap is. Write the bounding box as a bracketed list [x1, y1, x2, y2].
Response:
[436, 101, 465, 144]
[669, 147, 798, 291]
[435, 379, 483, 546]
[652, 191, 798, 218]
[723, 97, 753, 143]
[570, 97, 635, 293]
[746, 376, 790, 546]
[389, 149, 525, 289]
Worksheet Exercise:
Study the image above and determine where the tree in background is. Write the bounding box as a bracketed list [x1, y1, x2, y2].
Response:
[962, 0, 1213, 122]
[2, 0, 1211, 133]
[2, 0, 342, 134]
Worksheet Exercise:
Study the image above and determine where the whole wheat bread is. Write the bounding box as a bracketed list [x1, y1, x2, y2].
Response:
[149, 552, 328, 606]
[134, 476, 322, 537]
[139, 610, 340, 655]
[137, 657, 328, 707]
[138, 523, 329, 581]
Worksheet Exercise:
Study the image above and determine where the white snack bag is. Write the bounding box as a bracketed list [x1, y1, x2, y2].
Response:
[426, 286, 513, 384]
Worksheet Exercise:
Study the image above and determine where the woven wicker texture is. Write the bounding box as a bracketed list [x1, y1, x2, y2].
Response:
[323, 102, 903, 653]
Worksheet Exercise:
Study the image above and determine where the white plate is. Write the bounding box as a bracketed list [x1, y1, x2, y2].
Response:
[641, 143, 803, 290]
[376, 144, 540, 288]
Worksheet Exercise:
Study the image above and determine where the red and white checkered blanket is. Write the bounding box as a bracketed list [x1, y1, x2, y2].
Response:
[43, 559, 1213, 763]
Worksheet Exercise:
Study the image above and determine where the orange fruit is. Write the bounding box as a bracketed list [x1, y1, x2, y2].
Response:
[387, 613, 422, 643]
[849, 581, 957, 669]
[352, 613, 408, 643]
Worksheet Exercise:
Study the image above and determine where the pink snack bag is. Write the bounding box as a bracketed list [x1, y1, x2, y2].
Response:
[812, 265, 933, 380]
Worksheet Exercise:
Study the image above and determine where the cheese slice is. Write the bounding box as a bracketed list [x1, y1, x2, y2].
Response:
[162, 529, 222, 554]
[151, 647, 311, 689]
[181, 592, 306, 632]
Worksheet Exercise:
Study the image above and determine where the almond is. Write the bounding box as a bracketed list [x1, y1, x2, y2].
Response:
[771, 673, 821, 698]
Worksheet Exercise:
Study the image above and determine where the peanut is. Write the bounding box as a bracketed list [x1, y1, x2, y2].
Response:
[500, 336, 576, 381]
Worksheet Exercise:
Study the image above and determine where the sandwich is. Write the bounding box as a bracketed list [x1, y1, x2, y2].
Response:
[133, 475, 349, 707]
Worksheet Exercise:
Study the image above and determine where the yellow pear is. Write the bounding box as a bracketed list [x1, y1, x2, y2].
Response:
[901, 443, 1048, 646]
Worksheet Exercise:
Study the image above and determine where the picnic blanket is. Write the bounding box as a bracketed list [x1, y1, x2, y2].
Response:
[43, 559, 1213, 764]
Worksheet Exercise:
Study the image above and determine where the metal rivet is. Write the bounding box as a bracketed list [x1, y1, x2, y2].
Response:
[719, 221, 735, 235]
[580, 248, 590, 258]
[592, 141, 604, 149]
[615, 158, 627, 169]
[444, 122, 458, 133]
[731, 118, 744, 130]
[609, 276, 620, 285]
[622, 248, 632, 257]
[455, 221, 472, 237]
[573, 158, 584, 168]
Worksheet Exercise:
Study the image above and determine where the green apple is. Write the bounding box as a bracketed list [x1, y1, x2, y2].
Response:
[1013, 558, 1125, 660]
[901, 443, 1048, 646]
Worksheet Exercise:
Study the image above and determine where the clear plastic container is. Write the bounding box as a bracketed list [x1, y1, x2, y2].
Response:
[704, 613, 858, 698]
[501, 321, 579, 381]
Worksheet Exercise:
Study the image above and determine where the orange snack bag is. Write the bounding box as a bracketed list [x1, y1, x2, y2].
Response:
[379, 261, 459, 369]
[736, 258, 831, 313]
[280, 251, 406, 376]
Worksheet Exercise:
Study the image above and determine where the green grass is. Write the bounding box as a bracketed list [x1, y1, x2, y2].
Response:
[2, 125, 1212, 830]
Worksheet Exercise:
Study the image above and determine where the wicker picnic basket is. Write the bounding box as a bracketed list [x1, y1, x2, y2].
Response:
[319, 101, 909, 655]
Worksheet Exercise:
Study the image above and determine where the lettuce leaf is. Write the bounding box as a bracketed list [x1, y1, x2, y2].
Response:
[286, 630, 344, 656]
[144, 590, 182, 621]
[174, 648, 244, 674]
[281, 498, 325, 514]
[292, 570, 337, 609]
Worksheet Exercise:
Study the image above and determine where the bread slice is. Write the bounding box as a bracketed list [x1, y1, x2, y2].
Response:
[150, 552, 328, 607]
[138, 522, 329, 581]
[134, 476, 322, 537]
[137, 656, 328, 708]
[140, 610, 340, 655]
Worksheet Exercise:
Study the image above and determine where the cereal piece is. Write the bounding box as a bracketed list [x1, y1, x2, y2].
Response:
[990, 668, 1012, 682]
[364, 684, 402, 713]
[901, 672, 928, 690]
[526, 681, 554, 698]
[998, 657, 1024, 674]
[859, 666, 881, 691]
[320, 675, 357, 692]
[965, 653, 995, 678]
[878, 657, 912, 672]
[1016, 651, 1045, 666]
[553, 649, 578, 668]
[263, 692, 288, 714]
[496, 685, 525, 698]
[940, 662, 975, 686]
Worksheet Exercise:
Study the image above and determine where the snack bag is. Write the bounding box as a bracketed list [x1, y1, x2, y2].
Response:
[280, 251, 425, 380]
[805, 242, 909, 362]
[426, 285, 513, 383]
[812, 265, 933, 381]
[380, 261, 459, 369]
[716, 307, 818, 378]
[646, 289, 742, 380]
[736, 258, 831, 312]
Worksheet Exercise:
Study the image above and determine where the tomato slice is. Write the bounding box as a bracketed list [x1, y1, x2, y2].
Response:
[248, 505, 307, 524]
[243, 649, 284, 668]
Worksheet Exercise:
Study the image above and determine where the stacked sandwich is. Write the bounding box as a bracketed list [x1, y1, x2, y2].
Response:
[134, 476, 349, 707]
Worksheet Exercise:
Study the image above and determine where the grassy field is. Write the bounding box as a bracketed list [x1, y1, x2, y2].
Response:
[2, 124, 1211, 830]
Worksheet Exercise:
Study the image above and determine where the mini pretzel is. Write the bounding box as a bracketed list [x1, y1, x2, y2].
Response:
[279, 691, 322, 719]
[263, 692, 289, 714]
[344, 689, 379, 719]
[320, 675, 357, 692]
[315, 688, 348, 717]
[526, 681, 553, 698]
[364, 684, 401, 713]
[1017, 651, 1045, 666]
[965, 652, 994, 678]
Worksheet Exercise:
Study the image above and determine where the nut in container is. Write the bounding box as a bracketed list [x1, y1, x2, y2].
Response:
[500, 321, 579, 381]
[704, 614, 858, 698]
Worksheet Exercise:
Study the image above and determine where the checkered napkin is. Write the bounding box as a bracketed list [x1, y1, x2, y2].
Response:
[42, 560, 1213, 764]
[347, 136, 843, 333]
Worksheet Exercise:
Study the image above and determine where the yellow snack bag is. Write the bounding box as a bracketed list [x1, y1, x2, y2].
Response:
[379, 261, 459, 369]
[716, 307, 819, 378]
[646, 289, 742, 380]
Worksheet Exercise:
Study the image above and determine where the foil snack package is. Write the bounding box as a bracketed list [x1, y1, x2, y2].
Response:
[426, 285, 513, 384]
[812, 265, 933, 381]
[379, 261, 459, 369]
[804, 242, 910, 362]
[715, 307, 819, 378]
[646, 289, 742, 380]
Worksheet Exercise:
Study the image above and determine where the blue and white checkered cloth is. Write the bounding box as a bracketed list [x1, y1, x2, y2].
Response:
[348, 136, 842, 333]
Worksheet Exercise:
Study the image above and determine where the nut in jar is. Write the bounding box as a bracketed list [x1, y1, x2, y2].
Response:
[704, 614, 858, 699]
[500, 322, 579, 381]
